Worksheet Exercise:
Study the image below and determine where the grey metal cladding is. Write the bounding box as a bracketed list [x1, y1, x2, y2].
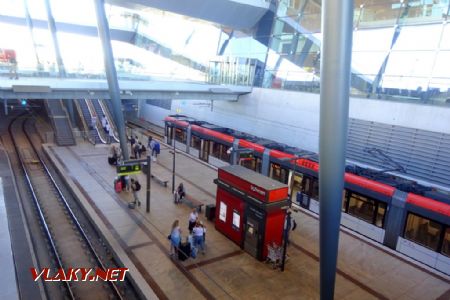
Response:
[347, 118, 450, 187]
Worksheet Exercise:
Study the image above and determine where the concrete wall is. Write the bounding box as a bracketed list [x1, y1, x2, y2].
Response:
[139, 99, 170, 127]
[139, 88, 450, 153]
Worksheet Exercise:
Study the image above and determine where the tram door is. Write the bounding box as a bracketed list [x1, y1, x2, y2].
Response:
[297, 176, 312, 208]
[200, 140, 210, 162]
[244, 216, 261, 259]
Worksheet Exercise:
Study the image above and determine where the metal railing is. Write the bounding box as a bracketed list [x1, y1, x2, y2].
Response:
[73, 99, 95, 145]
[85, 99, 107, 144]
[98, 99, 120, 143]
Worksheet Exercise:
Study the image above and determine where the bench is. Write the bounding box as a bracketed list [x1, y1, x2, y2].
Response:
[182, 194, 205, 212]
[150, 174, 168, 187]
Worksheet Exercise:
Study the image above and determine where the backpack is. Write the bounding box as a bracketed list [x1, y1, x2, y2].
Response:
[154, 142, 160, 154]
[134, 181, 141, 191]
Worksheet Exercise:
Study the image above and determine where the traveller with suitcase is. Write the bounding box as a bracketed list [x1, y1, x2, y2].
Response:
[130, 178, 141, 207]
[114, 177, 122, 193]
[178, 237, 191, 261]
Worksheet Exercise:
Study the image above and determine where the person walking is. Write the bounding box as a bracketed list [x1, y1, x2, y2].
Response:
[188, 208, 198, 233]
[177, 183, 186, 202]
[148, 136, 156, 159]
[105, 122, 111, 143]
[169, 220, 181, 257]
[285, 211, 297, 245]
[91, 115, 97, 130]
[108, 126, 115, 144]
[130, 178, 141, 206]
[152, 141, 160, 162]
[101, 115, 107, 133]
[130, 135, 136, 157]
[133, 142, 140, 159]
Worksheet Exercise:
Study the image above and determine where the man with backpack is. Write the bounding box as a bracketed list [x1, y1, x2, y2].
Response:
[152, 141, 160, 162]
[130, 178, 141, 207]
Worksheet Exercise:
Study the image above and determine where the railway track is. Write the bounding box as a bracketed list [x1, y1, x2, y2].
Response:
[7, 114, 127, 300]
[126, 120, 165, 141]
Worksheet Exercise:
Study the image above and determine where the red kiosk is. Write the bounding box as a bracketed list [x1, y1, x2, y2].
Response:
[214, 165, 289, 260]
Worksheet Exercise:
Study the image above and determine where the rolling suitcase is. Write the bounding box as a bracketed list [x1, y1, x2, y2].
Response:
[114, 179, 122, 193]
[178, 242, 191, 261]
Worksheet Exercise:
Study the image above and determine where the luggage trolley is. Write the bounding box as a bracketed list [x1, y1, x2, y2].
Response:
[266, 242, 283, 269]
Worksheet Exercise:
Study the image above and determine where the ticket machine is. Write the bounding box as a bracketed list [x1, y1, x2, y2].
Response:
[214, 165, 289, 260]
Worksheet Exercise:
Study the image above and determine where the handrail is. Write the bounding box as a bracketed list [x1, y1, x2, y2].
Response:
[85, 99, 107, 144]
[74, 99, 95, 145]
[98, 99, 120, 142]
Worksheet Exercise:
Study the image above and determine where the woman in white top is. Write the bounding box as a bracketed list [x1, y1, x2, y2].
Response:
[170, 220, 181, 256]
[192, 222, 205, 254]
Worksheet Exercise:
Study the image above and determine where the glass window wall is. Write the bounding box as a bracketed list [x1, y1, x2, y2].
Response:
[211, 141, 230, 162]
[175, 128, 186, 143]
[342, 192, 386, 228]
[404, 213, 442, 251]
[191, 135, 201, 150]
[442, 228, 450, 257]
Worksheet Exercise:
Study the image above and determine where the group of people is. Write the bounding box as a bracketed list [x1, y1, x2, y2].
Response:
[108, 144, 121, 165]
[101, 115, 115, 143]
[169, 208, 206, 258]
[128, 135, 161, 160]
[90, 114, 115, 143]
[115, 174, 142, 207]
[129, 135, 146, 159]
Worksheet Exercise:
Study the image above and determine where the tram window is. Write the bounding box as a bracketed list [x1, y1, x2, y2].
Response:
[270, 163, 281, 181]
[270, 163, 288, 183]
[255, 157, 262, 173]
[165, 125, 170, 137]
[375, 202, 386, 228]
[348, 193, 375, 223]
[223, 146, 231, 161]
[404, 213, 442, 251]
[311, 179, 319, 200]
[442, 228, 450, 257]
[240, 157, 256, 171]
[175, 128, 186, 143]
[302, 177, 311, 194]
[191, 135, 201, 150]
[211, 142, 221, 158]
[342, 190, 349, 212]
[240, 157, 262, 173]
[292, 173, 303, 194]
[211, 142, 230, 162]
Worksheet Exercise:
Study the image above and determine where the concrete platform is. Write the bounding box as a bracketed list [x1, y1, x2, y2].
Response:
[0, 145, 45, 300]
[0, 176, 19, 300]
[44, 141, 450, 300]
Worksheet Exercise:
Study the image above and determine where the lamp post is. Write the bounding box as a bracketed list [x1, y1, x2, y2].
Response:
[280, 208, 291, 272]
[172, 137, 176, 194]
[146, 154, 151, 213]
[279, 154, 313, 271]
